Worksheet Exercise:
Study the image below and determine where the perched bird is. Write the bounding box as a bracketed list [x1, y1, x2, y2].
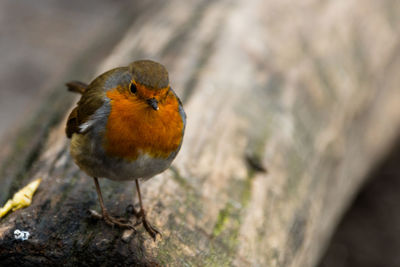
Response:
[65, 60, 186, 240]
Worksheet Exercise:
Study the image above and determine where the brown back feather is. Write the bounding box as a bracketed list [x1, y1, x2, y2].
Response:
[66, 107, 80, 138]
[66, 81, 88, 138]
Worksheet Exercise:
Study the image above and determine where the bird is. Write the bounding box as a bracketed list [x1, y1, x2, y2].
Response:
[65, 60, 186, 240]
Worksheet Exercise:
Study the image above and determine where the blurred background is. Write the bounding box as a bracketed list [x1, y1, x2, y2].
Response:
[0, 1, 399, 266]
[0, 0, 133, 140]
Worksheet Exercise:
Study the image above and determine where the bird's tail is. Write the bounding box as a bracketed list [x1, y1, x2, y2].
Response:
[66, 81, 88, 94]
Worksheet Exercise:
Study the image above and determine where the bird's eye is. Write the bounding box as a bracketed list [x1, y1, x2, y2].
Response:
[130, 83, 137, 94]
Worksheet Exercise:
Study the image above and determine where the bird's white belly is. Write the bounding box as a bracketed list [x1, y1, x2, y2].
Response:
[70, 133, 174, 181]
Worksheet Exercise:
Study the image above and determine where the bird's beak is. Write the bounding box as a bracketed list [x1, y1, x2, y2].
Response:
[147, 98, 159, 110]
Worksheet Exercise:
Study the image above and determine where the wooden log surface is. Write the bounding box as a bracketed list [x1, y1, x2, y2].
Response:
[1, 0, 400, 266]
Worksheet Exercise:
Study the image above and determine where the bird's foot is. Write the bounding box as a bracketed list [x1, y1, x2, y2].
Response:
[103, 212, 134, 230]
[137, 209, 161, 241]
[126, 204, 160, 240]
[90, 209, 135, 230]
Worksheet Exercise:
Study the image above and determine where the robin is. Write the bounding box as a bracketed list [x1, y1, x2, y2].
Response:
[65, 60, 186, 240]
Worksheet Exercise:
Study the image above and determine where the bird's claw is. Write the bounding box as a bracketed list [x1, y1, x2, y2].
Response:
[90, 209, 136, 231]
[103, 212, 135, 230]
[136, 209, 161, 241]
[142, 217, 161, 241]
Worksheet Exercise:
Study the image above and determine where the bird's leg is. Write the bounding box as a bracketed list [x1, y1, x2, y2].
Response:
[135, 179, 161, 240]
[93, 177, 134, 230]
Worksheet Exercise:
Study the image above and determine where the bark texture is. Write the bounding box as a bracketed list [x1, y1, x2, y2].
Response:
[1, 0, 400, 266]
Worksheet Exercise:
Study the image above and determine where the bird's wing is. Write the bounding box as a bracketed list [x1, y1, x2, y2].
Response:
[66, 106, 80, 138]
[65, 81, 104, 138]
[65, 67, 128, 138]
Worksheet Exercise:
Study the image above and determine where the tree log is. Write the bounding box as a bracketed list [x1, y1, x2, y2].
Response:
[1, 0, 400, 266]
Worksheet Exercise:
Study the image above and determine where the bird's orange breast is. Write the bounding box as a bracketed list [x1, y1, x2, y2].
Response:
[104, 88, 184, 161]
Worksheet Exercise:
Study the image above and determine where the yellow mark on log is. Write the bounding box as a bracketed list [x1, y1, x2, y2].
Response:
[0, 178, 42, 219]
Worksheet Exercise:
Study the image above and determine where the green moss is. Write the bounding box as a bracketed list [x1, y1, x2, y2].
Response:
[200, 172, 255, 266]
[213, 202, 234, 236]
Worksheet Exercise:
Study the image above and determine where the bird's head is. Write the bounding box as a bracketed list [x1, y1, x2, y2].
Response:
[125, 60, 170, 111]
